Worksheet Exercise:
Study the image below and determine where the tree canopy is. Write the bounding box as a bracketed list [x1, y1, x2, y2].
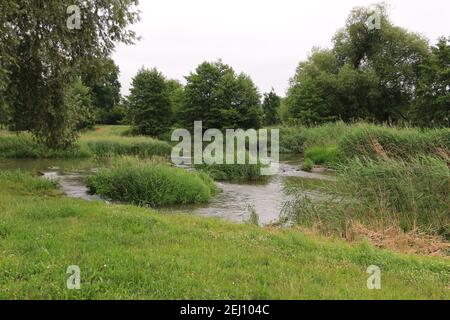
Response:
[182, 61, 262, 130]
[128, 68, 173, 137]
[413, 37, 450, 127]
[285, 3, 435, 126]
[262, 89, 281, 126]
[0, 0, 139, 148]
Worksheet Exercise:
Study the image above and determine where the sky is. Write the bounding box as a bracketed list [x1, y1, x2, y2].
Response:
[113, 0, 450, 97]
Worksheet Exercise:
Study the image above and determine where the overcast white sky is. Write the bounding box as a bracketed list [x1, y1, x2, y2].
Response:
[113, 0, 449, 97]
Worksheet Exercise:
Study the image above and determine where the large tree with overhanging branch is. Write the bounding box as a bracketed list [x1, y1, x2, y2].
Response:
[0, 0, 140, 148]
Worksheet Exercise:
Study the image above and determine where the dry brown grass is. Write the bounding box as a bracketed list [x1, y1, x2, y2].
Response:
[345, 221, 450, 257]
[371, 138, 389, 160]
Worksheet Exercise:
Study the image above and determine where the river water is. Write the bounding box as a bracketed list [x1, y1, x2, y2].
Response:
[0, 157, 333, 225]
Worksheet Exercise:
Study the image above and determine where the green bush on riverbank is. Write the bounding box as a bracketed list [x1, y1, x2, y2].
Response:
[87, 157, 218, 207]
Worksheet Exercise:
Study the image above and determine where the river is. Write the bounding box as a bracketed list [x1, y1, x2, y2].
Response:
[0, 157, 333, 225]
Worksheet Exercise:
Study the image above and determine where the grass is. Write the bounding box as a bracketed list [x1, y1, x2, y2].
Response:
[0, 126, 172, 159]
[279, 122, 350, 154]
[0, 133, 91, 158]
[0, 170, 60, 195]
[338, 125, 450, 162]
[0, 172, 448, 299]
[196, 162, 268, 182]
[283, 156, 450, 240]
[279, 122, 449, 162]
[87, 157, 218, 207]
[304, 145, 340, 166]
[195, 150, 270, 182]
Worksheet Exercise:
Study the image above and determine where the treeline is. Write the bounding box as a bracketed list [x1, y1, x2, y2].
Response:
[1, 2, 448, 149]
[125, 3, 448, 138]
[126, 61, 280, 137]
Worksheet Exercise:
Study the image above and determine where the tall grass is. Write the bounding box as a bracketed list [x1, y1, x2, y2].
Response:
[338, 125, 450, 161]
[283, 156, 450, 239]
[87, 157, 218, 207]
[304, 145, 340, 166]
[82, 137, 172, 157]
[0, 133, 90, 158]
[280, 122, 449, 157]
[0, 129, 172, 159]
[280, 122, 350, 154]
[195, 150, 270, 182]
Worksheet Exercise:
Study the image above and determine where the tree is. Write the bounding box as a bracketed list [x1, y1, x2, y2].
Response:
[262, 89, 281, 125]
[80, 57, 122, 124]
[1, 1, 139, 148]
[413, 37, 450, 127]
[286, 3, 429, 125]
[66, 78, 96, 130]
[129, 68, 173, 137]
[165, 79, 185, 126]
[182, 61, 262, 130]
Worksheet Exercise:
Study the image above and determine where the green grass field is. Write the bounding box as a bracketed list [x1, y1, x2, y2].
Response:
[0, 124, 449, 299]
[0, 171, 448, 299]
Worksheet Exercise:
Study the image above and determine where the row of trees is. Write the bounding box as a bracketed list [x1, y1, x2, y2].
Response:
[1, 2, 447, 149]
[128, 61, 281, 137]
[284, 4, 449, 127]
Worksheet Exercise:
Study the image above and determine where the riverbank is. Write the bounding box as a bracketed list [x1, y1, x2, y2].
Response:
[0, 172, 448, 299]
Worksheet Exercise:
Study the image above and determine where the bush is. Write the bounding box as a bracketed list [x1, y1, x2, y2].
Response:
[301, 158, 314, 172]
[87, 157, 218, 207]
[304, 145, 339, 166]
[279, 128, 307, 154]
[196, 162, 268, 182]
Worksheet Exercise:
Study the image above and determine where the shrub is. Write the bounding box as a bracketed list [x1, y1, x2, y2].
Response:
[304, 145, 339, 166]
[0, 132, 171, 159]
[196, 162, 268, 182]
[87, 157, 218, 207]
[301, 158, 315, 172]
[279, 128, 306, 154]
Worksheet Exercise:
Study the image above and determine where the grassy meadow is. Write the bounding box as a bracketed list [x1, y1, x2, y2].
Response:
[0, 171, 448, 299]
[0, 124, 449, 299]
